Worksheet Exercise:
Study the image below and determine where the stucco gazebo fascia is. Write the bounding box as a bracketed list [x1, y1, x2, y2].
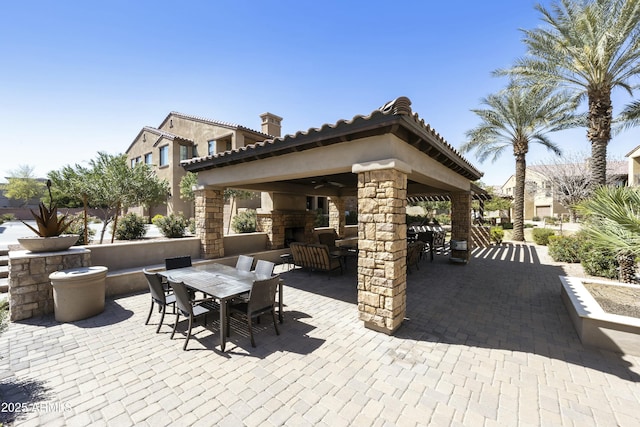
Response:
[182, 97, 483, 334]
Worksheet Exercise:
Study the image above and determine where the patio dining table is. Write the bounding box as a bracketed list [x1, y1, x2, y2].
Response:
[158, 263, 283, 351]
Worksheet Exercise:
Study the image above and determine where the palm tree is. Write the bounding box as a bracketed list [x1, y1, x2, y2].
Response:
[499, 0, 640, 187]
[577, 186, 640, 283]
[461, 84, 580, 241]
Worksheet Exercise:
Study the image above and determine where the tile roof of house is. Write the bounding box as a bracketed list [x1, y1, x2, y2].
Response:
[125, 126, 195, 153]
[182, 96, 483, 181]
[161, 112, 272, 138]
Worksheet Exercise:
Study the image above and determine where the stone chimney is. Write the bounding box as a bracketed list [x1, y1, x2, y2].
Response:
[260, 112, 283, 137]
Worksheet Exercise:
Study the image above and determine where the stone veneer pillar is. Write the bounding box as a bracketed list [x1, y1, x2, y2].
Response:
[354, 160, 409, 334]
[450, 192, 472, 261]
[195, 188, 224, 259]
[8, 248, 91, 321]
[328, 196, 345, 238]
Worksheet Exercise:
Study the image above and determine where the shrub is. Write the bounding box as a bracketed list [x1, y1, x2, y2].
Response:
[434, 214, 450, 226]
[114, 213, 147, 240]
[65, 213, 96, 245]
[547, 235, 581, 263]
[532, 216, 540, 222]
[154, 213, 189, 238]
[232, 209, 257, 233]
[188, 217, 196, 234]
[490, 226, 504, 244]
[0, 299, 8, 335]
[578, 238, 619, 279]
[314, 209, 328, 228]
[151, 214, 164, 225]
[500, 222, 513, 230]
[532, 228, 556, 245]
[0, 213, 15, 225]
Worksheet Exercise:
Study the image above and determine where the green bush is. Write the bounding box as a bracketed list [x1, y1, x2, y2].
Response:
[232, 209, 257, 233]
[188, 217, 196, 234]
[114, 213, 147, 240]
[500, 222, 513, 229]
[151, 214, 164, 224]
[0, 299, 8, 335]
[65, 213, 96, 245]
[153, 213, 189, 238]
[490, 226, 504, 244]
[578, 238, 619, 279]
[532, 216, 540, 222]
[532, 228, 556, 245]
[314, 209, 328, 228]
[548, 235, 581, 263]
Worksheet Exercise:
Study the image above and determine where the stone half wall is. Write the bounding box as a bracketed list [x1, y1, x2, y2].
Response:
[8, 248, 91, 321]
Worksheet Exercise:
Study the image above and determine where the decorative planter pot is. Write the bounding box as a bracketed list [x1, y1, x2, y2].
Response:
[49, 266, 108, 322]
[18, 235, 79, 253]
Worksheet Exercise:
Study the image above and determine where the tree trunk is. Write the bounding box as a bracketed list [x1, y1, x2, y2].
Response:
[617, 252, 638, 284]
[82, 193, 88, 245]
[111, 201, 121, 244]
[587, 90, 612, 187]
[512, 153, 526, 241]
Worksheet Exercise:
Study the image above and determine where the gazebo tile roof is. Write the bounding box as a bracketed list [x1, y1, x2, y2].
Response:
[182, 96, 483, 181]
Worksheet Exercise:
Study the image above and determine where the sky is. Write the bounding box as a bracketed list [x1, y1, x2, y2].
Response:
[2, 0, 640, 187]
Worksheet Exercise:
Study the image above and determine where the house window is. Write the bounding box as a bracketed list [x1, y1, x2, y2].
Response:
[144, 153, 153, 165]
[208, 140, 216, 155]
[131, 157, 142, 168]
[226, 141, 232, 151]
[159, 146, 169, 166]
[180, 145, 188, 161]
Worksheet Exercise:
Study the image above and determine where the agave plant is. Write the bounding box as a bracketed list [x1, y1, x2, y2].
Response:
[22, 180, 74, 237]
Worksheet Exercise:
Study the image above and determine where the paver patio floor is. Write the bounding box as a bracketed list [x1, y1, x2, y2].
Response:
[1, 242, 639, 426]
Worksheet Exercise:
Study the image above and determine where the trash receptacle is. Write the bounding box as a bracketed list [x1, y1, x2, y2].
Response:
[450, 240, 468, 251]
[49, 266, 108, 322]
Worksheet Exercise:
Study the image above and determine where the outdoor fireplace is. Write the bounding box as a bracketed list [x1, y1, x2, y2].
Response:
[284, 227, 305, 247]
[256, 210, 315, 249]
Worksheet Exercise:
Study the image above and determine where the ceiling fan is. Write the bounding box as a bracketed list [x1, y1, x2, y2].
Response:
[312, 178, 345, 190]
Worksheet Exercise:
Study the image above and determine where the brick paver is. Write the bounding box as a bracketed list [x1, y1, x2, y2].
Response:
[1, 242, 639, 426]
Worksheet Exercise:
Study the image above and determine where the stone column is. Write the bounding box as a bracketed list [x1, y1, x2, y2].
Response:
[328, 196, 345, 238]
[353, 159, 410, 334]
[195, 188, 224, 259]
[8, 248, 91, 321]
[450, 192, 472, 261]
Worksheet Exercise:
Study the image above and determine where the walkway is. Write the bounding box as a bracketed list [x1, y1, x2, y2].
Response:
[1, 243, 639, 426]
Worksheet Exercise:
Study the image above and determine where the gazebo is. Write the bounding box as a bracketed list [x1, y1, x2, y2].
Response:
[182, 96, 483, 334]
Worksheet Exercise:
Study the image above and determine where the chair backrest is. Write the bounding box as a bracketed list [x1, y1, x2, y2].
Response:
[318, 231, 337, 247]
[289, 242, 304, 265]
[247, 275, 280, 314]
[236, 254, 254, 271]
[417, 231, 434, 246]
[143, 269, 166, 304]
[167, 279, 193, 316]
[254, 259, 275, 277]
[165, 255, 192, 270]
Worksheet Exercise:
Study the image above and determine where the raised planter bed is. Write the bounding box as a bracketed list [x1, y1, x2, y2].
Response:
[560, 276, 640, 356]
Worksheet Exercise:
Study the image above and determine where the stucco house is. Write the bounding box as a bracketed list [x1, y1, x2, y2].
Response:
[500, 160, 628, 220]
[125, 111, 281, 221]
[628, 143, 640, 187]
